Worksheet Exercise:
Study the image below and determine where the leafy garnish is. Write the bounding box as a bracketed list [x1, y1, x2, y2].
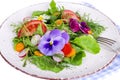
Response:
[73, 35, 100, 54]
[32, 11, 45, 17]
[81, 13, 105, 37]
[49, 0, 58, 14]
[29, 56, 65, 73]
[70, 52, 85, 65]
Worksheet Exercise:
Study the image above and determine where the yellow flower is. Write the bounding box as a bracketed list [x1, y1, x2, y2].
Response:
[37, 15, 44, 21]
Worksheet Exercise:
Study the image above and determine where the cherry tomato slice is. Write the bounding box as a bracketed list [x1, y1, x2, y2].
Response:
[61, 10, 80, 21]
[18, 20, 47, 37]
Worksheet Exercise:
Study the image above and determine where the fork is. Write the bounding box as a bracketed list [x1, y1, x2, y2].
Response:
[97, 37, 120, 53]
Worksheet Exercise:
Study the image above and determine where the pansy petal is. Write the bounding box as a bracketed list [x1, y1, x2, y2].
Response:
[40, 31, 50, 41]
[80, 21, 91, 34]
[61, 31, 70, 43]
[49, 29, 61, 38]
[38, 40, 48, 52]
[53, 36, 65, 52]
[69, 18, 80, 32]
[38, 42, 54, 56]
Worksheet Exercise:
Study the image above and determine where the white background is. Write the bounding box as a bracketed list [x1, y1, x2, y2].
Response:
[0, 0, 120, 80]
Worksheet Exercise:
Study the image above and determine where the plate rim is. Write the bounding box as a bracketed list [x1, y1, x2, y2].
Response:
[0, 1, 119, 80]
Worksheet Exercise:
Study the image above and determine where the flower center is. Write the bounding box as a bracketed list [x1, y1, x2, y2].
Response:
[49, 41, 53, 45]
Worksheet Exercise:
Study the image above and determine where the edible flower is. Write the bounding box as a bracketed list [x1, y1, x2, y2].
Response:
[38, 29, 70, 56]
[37, 14, 50, 22]
[69, 18, 92, 34]
[80, 21, 92, 34]
[69, 18, 80, 32]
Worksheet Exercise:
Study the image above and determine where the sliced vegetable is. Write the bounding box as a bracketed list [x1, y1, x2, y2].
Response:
[31, 35, 41, 46]
[18, 20, 47, 37]
[15, 42, 25, 52]
[53, 51, 64, 62]
[61, 10, 80, 21]
[18, 48, 29, 58]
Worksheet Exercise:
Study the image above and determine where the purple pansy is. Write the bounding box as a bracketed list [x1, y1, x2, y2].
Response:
[69, 18, 80, 32]
[79, 21, 92, 34]
[38, 29, 69, 56]
[69, 18, 92, 34]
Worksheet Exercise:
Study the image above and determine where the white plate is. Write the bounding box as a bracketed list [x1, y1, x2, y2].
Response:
[0, 2, 120, 79]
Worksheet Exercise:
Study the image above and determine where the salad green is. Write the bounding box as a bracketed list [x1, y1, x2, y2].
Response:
[11, 0, 105, 73]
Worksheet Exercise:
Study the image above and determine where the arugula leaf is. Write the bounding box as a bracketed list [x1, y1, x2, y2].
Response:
[22, 37, 33, 47]
[29, 56, 65, 73]
[32, 11, 45, 17]
[49, 0, 58, 14]
[73, 35, 100, 54]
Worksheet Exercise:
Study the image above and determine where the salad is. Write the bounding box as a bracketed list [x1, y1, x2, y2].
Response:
[12, 0, 105, 73]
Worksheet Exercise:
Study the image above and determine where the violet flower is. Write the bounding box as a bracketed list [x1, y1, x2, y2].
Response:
[69, 18, 92, 34]
[80, 21, 92, 34]
[38, 29, 69, 56]
[69, 18, 80, 32]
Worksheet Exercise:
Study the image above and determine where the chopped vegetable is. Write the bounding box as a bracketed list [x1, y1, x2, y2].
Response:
[53, 51, 64, 62]
[18, 20, 47, 37]
[31, 35, 41, 46]
[19, 48, 29, 58]
[61, 10, 80, 21]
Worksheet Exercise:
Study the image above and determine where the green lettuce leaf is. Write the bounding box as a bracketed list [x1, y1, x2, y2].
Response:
[70, 51, 85, 65]
[29, 56, 65, 73]
[73, 35, 100, 54]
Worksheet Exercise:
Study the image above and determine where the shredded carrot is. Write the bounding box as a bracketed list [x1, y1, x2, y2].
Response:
[15, 42, 25, 52]
[66, 48, 76, 57]
[34, 51, 43, 56]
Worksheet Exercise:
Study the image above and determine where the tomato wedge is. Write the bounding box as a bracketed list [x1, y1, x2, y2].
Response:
[61, 10, 80, 21]
[18, 20, 47, 37]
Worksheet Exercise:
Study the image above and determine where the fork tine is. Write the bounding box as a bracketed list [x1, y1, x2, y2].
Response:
[97, 37, 120, 54]
[97, 37, 116, 46]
